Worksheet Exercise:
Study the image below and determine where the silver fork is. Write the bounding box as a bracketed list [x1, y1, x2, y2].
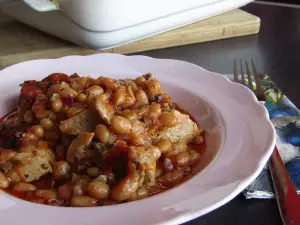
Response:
[234, 59, 300, 225]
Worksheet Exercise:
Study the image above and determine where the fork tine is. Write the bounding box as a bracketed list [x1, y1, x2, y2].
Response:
[251, 59, 264, 97]
[239, 59, 246, 85]
[245, 60, 254, 91]
[233, 59, 239, 82]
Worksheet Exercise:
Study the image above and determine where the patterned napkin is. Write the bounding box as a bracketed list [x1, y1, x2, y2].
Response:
[224, 74, 300, 199]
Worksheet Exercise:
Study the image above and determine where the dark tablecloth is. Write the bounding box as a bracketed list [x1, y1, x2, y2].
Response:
[135, 2, 300, 224]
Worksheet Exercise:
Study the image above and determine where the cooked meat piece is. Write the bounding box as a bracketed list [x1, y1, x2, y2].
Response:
[155, 110, 200, 143]
[128, 146, 160, 186]
[129, 146, 160, 164]
[129, 146, 146, 163]
[12, 147, 54, 182]
[67, 132, 94, 164]
[131, 120, 146, 136]
[11, 152, 33, 164]
[59, 110, 100, 135]
[94, 94, 114, 124]
[144, 162, 156, 186]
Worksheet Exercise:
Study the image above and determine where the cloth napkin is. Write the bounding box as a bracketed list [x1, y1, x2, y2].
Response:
[224, 73, 300, 199]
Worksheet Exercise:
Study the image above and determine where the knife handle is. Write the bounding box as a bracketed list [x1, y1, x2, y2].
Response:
[269, 147, 300, 225]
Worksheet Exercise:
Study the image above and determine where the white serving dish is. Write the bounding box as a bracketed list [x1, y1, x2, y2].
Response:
[24, 0, 223, 32]
[0, 54, 275, 225]
[1, 0, 253, 50]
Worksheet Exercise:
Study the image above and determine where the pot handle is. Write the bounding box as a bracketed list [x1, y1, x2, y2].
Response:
[23, 0, 57, 12]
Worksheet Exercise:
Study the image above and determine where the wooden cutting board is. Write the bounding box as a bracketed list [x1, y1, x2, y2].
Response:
[0, 9, 260, 69]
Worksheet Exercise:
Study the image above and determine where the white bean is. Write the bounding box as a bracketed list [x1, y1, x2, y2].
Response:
[0, 172, 9, 189]
[71, 196, 96, 207]
[13, 183, 37, 192]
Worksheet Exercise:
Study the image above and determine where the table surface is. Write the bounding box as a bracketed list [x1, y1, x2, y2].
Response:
[136, 2, 300, 225]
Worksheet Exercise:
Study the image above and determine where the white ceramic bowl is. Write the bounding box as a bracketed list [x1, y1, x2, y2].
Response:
[0, 54, 275, 225]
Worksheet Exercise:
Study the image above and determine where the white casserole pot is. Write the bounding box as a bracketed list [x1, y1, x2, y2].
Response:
[21, 0, 224, 32]
[0, 0, 254, 49]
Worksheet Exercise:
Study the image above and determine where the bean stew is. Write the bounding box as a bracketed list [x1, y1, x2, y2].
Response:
[0, 73, 205, 207]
